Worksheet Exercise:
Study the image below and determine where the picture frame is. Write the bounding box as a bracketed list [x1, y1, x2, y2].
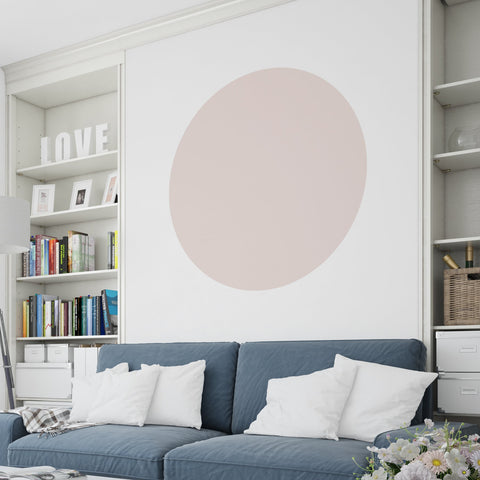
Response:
[31, 184, 55, 216]
[70, 179, 92, 210]
[101, 171, 118, 205]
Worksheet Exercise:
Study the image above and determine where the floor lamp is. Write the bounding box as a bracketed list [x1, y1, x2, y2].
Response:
[0, 197, 30, 409]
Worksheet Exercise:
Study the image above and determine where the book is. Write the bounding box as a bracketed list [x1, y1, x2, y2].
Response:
[88, 236, 95, 271]
[67, 230, 87, 273]
[36, 294, 59, 337]
[101, 290, 113, 335]
[102, 289, 118, 335]
[59, 236, 68, 274]
[29, 295, 36, 337]
[44, 300, 52, 337]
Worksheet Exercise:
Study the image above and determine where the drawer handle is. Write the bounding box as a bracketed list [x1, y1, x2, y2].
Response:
[459, 346, 477, 353]
[461, 388, 478, 395]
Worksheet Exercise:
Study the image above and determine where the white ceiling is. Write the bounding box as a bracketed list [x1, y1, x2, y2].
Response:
[0, 0, 207, 67]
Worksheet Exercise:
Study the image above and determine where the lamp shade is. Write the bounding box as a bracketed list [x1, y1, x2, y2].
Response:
[0, 197, 30, 254]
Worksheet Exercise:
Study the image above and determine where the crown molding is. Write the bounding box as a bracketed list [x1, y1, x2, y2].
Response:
[2, 0, 294, 87]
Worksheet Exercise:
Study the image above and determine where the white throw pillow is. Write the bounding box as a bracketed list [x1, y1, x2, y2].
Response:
[244, 361, 357, 440]
[335, 354, 438, 442]
[87, 368, 160, 426]
[141, 360, 206, 429]
[69, 362, 129, 423]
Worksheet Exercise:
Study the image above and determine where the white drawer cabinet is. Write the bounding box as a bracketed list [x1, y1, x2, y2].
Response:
[438, 372, 480, 415]
[436, 331, 480, 415]
[436, 331, 480, 372]
[15, 363, 72, 399]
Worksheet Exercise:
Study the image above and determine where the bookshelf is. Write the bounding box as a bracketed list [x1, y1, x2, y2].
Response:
[425, 0, 480, 419]
[6, 60, 123, 406]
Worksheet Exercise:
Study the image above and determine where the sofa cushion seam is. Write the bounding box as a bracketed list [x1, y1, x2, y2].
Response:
[8, 447, 163, 463]
[165, 457, 356, 476]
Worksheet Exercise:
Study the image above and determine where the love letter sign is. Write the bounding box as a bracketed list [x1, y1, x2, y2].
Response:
[40, 123, 109, 164]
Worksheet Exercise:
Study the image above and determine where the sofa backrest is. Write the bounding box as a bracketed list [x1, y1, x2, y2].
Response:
[231, 339, 430, 434]
[97, 342, 239, 433]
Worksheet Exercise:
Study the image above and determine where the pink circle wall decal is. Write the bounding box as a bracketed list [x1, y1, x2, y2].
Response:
[170, 68, 366, 290]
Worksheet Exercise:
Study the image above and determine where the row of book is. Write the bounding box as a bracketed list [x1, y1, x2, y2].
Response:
[22, 232, 95, 277]
[107, 231, 118, 270]
[21, 289, 118, 338]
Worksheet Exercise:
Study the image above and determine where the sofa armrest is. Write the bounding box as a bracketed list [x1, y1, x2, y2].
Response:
[0, 413, 28, 465]
[374, 422, 480, 449]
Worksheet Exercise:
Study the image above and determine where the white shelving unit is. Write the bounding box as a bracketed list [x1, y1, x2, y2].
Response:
[6, 58, 123, 406]
[425, 0, 480, 420]
[30, 204, 118, 227]
[17, 269, 118, 284]
[17, 151, 118, 181]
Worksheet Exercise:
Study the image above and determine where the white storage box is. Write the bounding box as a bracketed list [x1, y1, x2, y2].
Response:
[438, 372, 480, 415]
[46, 343, 73, 363]
[73, 347, 99, 377]
[15, 363, 72, 399]
[436, 331, 480, 372]
[24, 344, 45, 363]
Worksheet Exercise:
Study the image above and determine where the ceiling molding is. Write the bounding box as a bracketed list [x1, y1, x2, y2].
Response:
[2, 0, 294, 86]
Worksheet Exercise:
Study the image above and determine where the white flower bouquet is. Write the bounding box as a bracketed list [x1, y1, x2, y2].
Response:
[356, 420, 480, 480]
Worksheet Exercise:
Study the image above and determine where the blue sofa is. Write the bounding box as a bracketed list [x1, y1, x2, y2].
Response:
[1, 339, 475, 480]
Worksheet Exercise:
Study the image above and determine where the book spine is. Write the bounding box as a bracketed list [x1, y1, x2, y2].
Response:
[35, 236, 42, 276]
[59, 237, 68, 274]
[88, 236, 95, 271]
[101, 290, 112, 335]
[81, 296, 87, 336]
[71, 235, 81, 273]
[86, 296, 93, 336]
[36, 294, 42, 337]
[96, 295, 101, 335]
[22, 300, 28, 337]
[68, 300, 73, 336]
[107, 232, 113, 269]
[30, 240, 35, 276]
[49, 239, 55, 275]
[114, 230, 118, 269]
[30, 295, 36, 337]
[54, 299, 59, 336]
[55, 240, 59, 275]
[44, 300, 51, 337]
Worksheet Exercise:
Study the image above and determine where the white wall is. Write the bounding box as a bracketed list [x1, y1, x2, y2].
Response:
[125, 0, 421, 343]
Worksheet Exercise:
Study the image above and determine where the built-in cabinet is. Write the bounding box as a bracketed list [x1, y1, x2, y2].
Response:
[425, 0, 480, 419]
[6, 58, 124, 406]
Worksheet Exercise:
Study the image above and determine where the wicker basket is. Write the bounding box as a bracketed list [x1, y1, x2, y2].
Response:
[444, 267, 480, 325]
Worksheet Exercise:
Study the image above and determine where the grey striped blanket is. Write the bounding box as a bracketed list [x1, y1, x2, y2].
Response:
[6, 407, 95, 437]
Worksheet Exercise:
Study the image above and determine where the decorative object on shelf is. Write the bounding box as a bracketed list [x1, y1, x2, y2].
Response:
[466, 242, 474, 268]
[31, 184, 55, 215]
[102, 172, 118, 205]
[444, 267, 480, 325]
[0, 196, 30, 408]
[70, 180, 92, 210]
[354, 419, 480, 480]
[442, 254, 460, 269]
[40, 123, 110, 164]
[448, 125, 480, 152]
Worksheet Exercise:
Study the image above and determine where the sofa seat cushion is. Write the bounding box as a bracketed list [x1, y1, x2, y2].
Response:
[8, 424, 226, 480]
[164, 433, 370, 480]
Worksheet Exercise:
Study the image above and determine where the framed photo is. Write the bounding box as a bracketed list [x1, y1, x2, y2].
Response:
[101, 171, 118, 205]
[70, 179, 92, 210]
[31, 184, 55, 216]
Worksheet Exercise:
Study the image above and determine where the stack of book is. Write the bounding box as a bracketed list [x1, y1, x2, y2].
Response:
[22, 231, 95, 277]
[21, 289, 118, 338]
